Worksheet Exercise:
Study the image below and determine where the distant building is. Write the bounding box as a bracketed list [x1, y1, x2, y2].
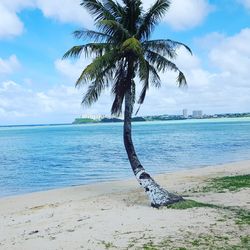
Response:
[192, 110, 203, 118]
[182, 109, 188, 118]
[81, 114, 106, 121]
[80, 114, 123, 120]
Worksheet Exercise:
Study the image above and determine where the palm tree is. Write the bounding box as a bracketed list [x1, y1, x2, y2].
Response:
[63, 0, 192, 208]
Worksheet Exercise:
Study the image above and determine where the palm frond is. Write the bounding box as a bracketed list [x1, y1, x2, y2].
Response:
[76, 50, 118, 86]
[138, 59, 162, 104]
[145, 50, 179, 72]
[177, 71, 187, 87]
[143, 39, 192, 58]
[111, 61, 127, 115]
[73, 29, 111, 42]
[82, 60, 118, 106]
[82, 79, 105, 106]
[164, 39, 192, 55]
[143, 39, 177, 59]
[63, 43, 112, 59]
[111, 85, 125, 115]
[146, 50, 187, 87]
[63, 45, 85, 59]
[136, 56, 149, 104]
[104, 0, 125, 20]
[98, 19, 130, 40]
[137, 0, 170, 40]
[81, 0, 115, 22]
[148, 64, 161, 88]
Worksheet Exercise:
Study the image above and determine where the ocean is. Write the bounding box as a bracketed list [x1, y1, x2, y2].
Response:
[1, 118, 250, 197]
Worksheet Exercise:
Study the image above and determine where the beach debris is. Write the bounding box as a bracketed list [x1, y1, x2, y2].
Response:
[100, 207, 112, 211]
[77, 216, 90, 222]
[28, 230, 39, 235]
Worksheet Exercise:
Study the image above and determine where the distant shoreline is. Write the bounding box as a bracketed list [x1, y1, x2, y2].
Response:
[73, 112, 250, 124]
[1, 116, 250, 128]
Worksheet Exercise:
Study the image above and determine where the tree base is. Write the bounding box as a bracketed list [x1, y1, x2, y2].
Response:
[136, 170, 184, 208]
[151, 193, 184, 208]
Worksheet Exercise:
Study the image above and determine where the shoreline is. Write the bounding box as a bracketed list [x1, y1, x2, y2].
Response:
[1, 160, 249, 249]
[1, 159, 250, 201]
[1, 116, 250, 129]
[0, 160, 250, 205]
[1, 159, 250, 202]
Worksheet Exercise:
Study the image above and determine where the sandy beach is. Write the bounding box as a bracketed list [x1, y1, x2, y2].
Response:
[0, 161, 249, 250]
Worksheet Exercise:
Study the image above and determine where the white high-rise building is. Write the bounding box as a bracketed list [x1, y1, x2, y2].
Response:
[183, 109, 188, 118]
[192, 110, 203, 118]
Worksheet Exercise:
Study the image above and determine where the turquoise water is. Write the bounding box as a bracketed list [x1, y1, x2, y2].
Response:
[0, 118, 250, 197]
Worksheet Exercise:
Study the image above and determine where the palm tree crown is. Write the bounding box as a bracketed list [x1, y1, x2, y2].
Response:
[63, 0, 192, 116]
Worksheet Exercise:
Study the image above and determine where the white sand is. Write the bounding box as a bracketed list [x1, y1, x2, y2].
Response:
[0, 161, 249, 249]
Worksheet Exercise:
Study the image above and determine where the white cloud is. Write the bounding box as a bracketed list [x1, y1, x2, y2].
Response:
[35, 0, 93, 27]
[174, 47, 201, 70]
[54, 56, 114, 115]
[194, 32, 226, 50]
[209, 28, 250, 81]
[0, 81, 82, 125]
[239, 0, 250, 10]
[0, 0, 35, 11]
[0, 0, 93, 39]
[0, 55, 20, 74]
[138, 0, 214, 30]
[0, 78, 112, 125]
[0, 3, 24, 38]
[55, 56, 91, 81]
[163, 0, 214, 30]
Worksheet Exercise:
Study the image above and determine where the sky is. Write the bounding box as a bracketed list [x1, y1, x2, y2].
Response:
[0, 0, 250, 125]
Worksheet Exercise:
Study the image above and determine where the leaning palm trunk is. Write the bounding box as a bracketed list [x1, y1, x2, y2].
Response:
[123, 88, 184, 207]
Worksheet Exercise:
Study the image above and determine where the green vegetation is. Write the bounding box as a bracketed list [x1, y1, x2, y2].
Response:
[167, 199, 218, 210]
[234, 208, 250, 225]
[144, 115, 186, 121]
[73, 113, 250, 125]
[138, 234, 250, 250]
[142, 242, 158, 250]
[132, 117, 146, 122]
[99, 240, 116, 249]
[201, 175, 250, 192]
[123, 207, 250, 249]
[73, 116, 146, 124]
[212, 205, 248, 225]
[101, 118, 123, 123]
[72, 118, 98, 124]
[240, 236, 250, 246]
[167, 199, 250, 225]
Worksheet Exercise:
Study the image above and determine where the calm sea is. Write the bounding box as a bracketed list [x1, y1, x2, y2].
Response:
[1, 118, 250, 197]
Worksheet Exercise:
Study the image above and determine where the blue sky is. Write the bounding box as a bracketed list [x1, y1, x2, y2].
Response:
[0, 0, 250, 125]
